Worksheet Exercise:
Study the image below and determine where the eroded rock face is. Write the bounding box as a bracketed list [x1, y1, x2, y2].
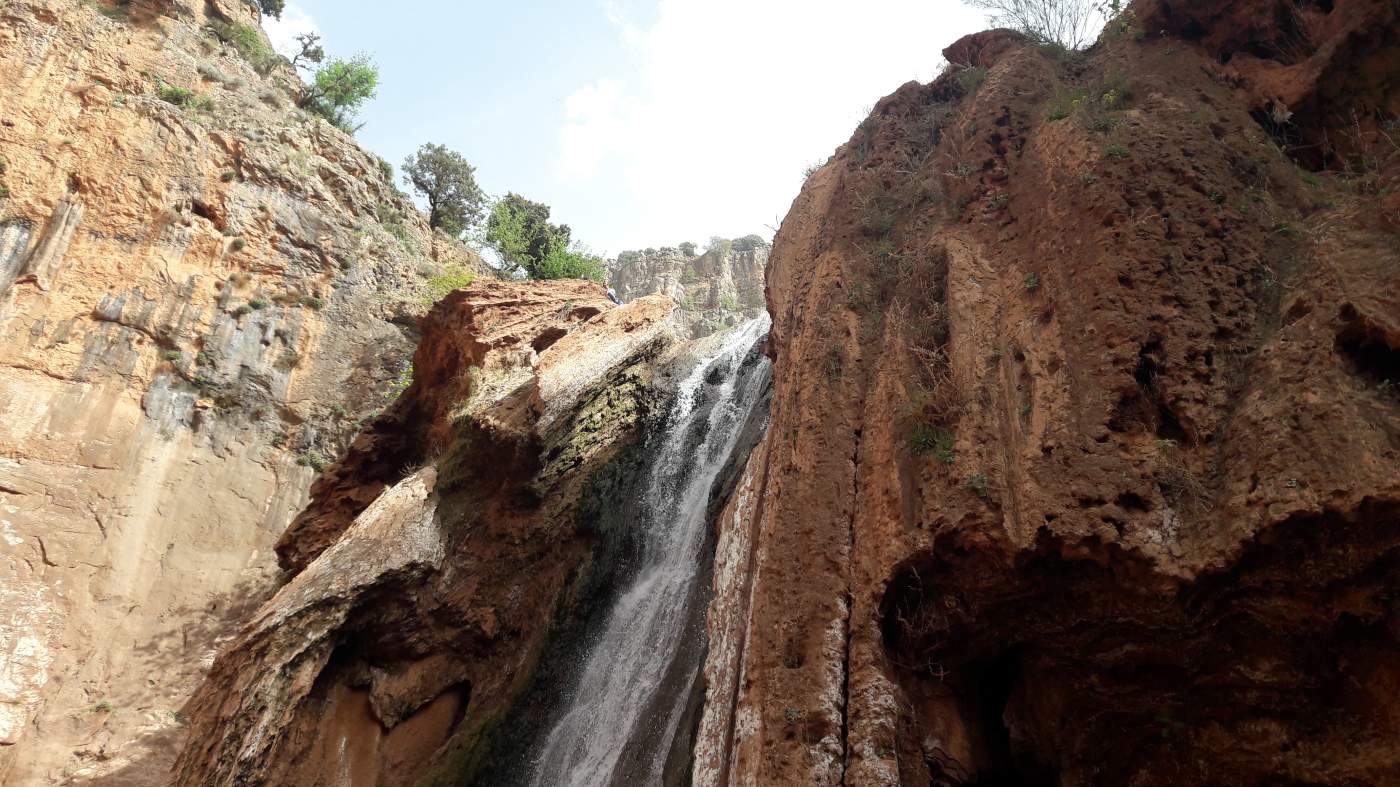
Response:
[174, 281, 684, 787]
[0, 0, 480, 782]
[1134, 0, 1399, 168]
[611, 238, 768, 338]
[697, 10, 1399, 787]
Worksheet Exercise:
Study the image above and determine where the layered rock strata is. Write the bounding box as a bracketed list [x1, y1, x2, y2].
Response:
[611, 238, 768, 338]
[174, 280, 685, 787]
[0, 0, 480, 782]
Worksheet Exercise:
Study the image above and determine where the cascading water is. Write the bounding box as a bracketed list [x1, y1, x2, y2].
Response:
[529, 315, 772, 787]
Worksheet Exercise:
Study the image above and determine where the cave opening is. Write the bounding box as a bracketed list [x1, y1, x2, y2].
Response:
[879, 501, 1400, 785]
[964, 650, 1058, 787]
[1335, 309, 1400, 387]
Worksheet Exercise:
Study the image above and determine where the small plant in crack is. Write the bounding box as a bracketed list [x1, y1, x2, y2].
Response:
[1104, 143, 1130, 160]
[966, 473, 989, 498]
[823, 346, 843, 381]
[911, 425, 955, 463]
[955, 66, 987, 94]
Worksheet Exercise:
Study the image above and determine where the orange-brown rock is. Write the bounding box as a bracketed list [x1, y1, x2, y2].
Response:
[696, 9, 1399, 786]
[0, 0, 480, 782]
[1133, 0, 1399, 167]
[174, 281, 683, 786]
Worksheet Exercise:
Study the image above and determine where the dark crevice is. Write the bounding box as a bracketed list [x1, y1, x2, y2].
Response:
[1115, 491, 1152, 512]
[1335, 310, 1400, 387]
[963, 650, 1058, 787]
[531, 326, 569, 353]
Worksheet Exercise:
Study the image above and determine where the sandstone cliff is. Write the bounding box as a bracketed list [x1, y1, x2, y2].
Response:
[696, 1, 1400, 784]
[10, 0, 1399, 782]
[611, 238, 768, 338]
[0, 0, 480, 782]
[172, 280, 693, 786]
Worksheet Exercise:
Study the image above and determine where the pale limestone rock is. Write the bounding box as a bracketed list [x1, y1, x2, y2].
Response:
[610, 238, 767, 338]
[531, 294, 677, 432]
[0, 0, 482, 782]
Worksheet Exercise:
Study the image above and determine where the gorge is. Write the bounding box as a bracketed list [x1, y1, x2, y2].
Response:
[2, 0, 1399, 785]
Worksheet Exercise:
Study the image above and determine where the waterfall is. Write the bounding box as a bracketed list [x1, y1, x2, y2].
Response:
[529, 315, 772, 786]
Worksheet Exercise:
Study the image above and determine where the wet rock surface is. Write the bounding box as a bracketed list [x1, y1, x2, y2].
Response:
[174, 281, 688, 786]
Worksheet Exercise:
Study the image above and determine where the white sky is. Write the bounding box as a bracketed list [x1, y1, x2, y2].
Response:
[268, 1, 991, 254]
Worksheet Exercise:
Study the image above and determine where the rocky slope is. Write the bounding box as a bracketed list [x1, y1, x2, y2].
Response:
[0, 0, 480, 782]
[611, 237, 768, 338]
[696, 0, 1399, 784]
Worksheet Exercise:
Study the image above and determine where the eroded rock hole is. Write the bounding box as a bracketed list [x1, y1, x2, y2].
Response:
[532, 326, 568, 353]
[1335, 310, 1400, 387]
[1109, 340, 1188, 440]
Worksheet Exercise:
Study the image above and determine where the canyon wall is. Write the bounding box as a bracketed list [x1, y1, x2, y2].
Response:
[697, 0, 1399, 784]
[173, 280, 693, 787]
[611, 238, 767, 338]
[5, 0, 1396, 783]
[0, 0, 480, 782]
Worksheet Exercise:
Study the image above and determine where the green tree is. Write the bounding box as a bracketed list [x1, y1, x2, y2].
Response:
[533, 244, 607, 282]
[300, 55, 378, 133]
[289, 32, 324, 72]
[484, 193, 571, 276]
[733, 234, 767, 251]
[402, 144, 486, 236]
[256, 0, 284, 18]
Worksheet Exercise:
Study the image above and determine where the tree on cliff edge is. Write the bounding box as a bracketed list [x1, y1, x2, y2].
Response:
[484, 194, 605, 282]
[300, 55, 379, 133]
[402, 144, 486, 237]
[485, 194, 569, 273]
[963, 0, 1107, 50]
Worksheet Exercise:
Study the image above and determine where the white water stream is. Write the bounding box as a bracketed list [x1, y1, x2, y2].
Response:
[529, 315, 771, 786]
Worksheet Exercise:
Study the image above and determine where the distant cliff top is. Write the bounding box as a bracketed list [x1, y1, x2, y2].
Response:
[609, 237, 768, 338]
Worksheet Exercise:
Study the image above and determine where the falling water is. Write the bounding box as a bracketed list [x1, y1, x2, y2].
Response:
[529, 315, 772, 787]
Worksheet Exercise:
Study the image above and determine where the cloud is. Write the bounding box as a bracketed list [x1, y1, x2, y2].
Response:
[558, 0, 989, 251]
[561, 80, 628, 179]
[262, 3, 319, 61]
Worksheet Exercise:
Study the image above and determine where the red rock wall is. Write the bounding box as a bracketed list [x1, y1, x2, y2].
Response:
[697, 6, 1399, 785]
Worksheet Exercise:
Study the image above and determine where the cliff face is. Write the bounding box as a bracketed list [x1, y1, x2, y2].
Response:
[9, 0, 1398, 782]
[0, 0, 480, 782]
[173, 280, 685, 787]
[611, 239, 768, 337]
[697, 1, 1399, 784]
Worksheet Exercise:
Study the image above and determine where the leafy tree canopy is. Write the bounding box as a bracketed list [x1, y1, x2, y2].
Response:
[402, 144, 486, 237]
[733, 234, 767, 251]
[290, 32, 324, 72]
[533, 244, 607, 282]
[301, 55, 378, 134]
[484, 193, 572, 277]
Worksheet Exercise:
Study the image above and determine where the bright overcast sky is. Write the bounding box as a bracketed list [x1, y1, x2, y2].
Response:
[268, 1, 990, 256]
